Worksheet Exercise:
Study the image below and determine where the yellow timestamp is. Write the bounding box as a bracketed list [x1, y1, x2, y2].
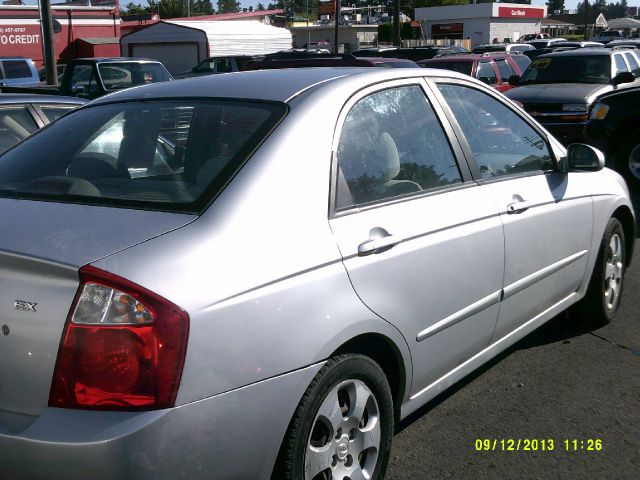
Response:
[474, 438, 604, 452]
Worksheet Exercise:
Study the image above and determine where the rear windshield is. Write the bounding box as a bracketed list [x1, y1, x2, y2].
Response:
[519, 55, 612, 84]
[98, 62, 173, 90]
[422, 61, 473, 76]
[0, 100, 286, 213]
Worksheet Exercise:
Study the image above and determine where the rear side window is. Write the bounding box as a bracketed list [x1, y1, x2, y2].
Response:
[0, 107, 38, 154]
[476, 62, 497, 85]
[2, 60, 32, 79]
[336, 85, 461, 208]
[0, 100, 286, 213]
[97, 62, 172, 91]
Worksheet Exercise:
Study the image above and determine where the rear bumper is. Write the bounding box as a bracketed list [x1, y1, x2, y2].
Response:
[0, 363, 322, 480]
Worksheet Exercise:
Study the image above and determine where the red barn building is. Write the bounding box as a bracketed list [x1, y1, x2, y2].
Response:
[0, 1, 120, 68]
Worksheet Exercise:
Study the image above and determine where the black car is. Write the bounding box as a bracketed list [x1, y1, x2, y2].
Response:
[586, 86, 640, 189]
[506, 48, 640, 145]
[0, 94, 85, 154]
[352, 46, 468, 62]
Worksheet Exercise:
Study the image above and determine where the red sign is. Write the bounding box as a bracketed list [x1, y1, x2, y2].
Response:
[318, 0, 336, 17]
[432, 23, 464, 35]
[497, 7, 545, 19]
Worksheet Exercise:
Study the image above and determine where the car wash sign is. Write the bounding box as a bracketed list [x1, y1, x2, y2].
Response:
[497, 7, 545, 19]
[0, 25, 40, 46]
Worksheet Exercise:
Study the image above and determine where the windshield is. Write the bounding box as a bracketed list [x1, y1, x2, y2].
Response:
[0, 100, 286, 214]
[519, 56, 612, 85]
[422, 61, 473, 75]
[98, 62, 173, 90]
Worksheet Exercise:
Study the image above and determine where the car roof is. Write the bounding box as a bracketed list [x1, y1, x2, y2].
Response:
[0, 93, 86, 105]
[420, 54, 500, 63]
[89, 67, 471, 105]
[75, 57, 163, 63]
[539, 48, 617, 58]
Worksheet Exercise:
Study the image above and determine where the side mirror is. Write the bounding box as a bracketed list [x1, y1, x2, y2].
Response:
[612, 71, 635, 87]
[562, 143, 605, 172]
[508, 75, 520, 86]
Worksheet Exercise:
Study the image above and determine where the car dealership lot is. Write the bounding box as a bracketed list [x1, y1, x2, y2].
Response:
[387, 193, 640, 479]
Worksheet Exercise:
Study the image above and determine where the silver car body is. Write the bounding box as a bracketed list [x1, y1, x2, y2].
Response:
[0, 68, 635, 479]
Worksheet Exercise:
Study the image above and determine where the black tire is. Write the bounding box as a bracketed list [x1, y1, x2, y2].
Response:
[573, 217, 626, 327]
[615, 136, 640, 191]
[274, 354, 394, 480]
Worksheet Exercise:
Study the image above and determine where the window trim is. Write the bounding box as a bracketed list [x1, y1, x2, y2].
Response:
[329, 78, 473, 218]
[427, 77, 560, 182]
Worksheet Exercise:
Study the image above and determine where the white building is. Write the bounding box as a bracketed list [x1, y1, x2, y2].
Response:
[415, 3, 547, 47]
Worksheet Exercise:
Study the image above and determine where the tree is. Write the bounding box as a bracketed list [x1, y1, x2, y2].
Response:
[217, 0, 241, 13]
[546, 0, 565, 15]
[256, 3, 266, 9]
[120, 2, 150, 15]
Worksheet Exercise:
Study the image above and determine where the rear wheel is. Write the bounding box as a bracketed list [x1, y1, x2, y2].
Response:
[573, 217, 626, 327]
[275, 354, 394, 480]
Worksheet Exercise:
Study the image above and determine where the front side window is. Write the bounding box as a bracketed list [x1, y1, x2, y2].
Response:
[476, 62, 497, 85]
[495, 59, 513, 80]
[0, 100, 286, 213]
[614, 54, 629, 75]
[437, 83, 553, 178]
[70, 65, 100, 96]
[336, 85, 461, 208]
[0, 107, 38, 154]
[623, 52, 640, 77]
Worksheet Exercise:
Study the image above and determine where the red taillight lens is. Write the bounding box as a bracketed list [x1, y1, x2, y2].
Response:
[49, 265, 189, 410]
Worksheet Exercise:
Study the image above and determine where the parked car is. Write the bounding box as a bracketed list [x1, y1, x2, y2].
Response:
[0, 94, 85, 154]
[0, 57, 39, 87]
[0, 68, 635, 480]
[518, 33, 550, 42]
[37, 64, 67, 82]
[527, 38, 568, 49]
[586, 86, 640, 189]
[472, 43, 534, 53]
[418, 53, 525, 92]
[590, 29, 626, 44]
[246, 51, 419, 69]
[174, 56, 255, 79]
[506, 48, 640, 145]
[0, 67, 634, 480]
[352, 46, 468, 61]
[1, 58, 173, 100]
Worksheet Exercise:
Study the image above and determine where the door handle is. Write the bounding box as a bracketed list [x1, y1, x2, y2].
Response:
[506, 200, 531, 214]
[357, 227, 399, 256]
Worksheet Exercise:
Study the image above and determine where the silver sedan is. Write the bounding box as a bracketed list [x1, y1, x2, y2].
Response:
[0, 67, 634, 480]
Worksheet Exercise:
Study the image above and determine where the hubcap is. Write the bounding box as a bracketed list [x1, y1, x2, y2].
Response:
[604, 233, 623, 311]
[305, 379, 381, 480]
[629, 144, 640, 181]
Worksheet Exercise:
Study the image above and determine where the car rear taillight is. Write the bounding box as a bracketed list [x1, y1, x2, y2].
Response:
[49, 265, 189, 410]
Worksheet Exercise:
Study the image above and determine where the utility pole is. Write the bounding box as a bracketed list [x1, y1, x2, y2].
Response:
[583, 1, 589, 40]
[187, 0, 190, 17]
[39, 0, 57, 86]
[393, 0, 400, 46]
[334, 0, 340, 53]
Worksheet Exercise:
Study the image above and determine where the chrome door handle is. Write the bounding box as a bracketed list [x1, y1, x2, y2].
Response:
[506, 200, 530, 214]
[357, 228, 399, 256]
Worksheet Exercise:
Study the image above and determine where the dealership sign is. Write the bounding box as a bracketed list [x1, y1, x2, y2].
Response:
[497, 7, 545, 19]
[0, 26, 40, 45]
[432, 23, 463, 35]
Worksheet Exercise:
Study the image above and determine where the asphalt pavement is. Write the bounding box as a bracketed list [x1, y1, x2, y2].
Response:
[386, 191, 640, 480]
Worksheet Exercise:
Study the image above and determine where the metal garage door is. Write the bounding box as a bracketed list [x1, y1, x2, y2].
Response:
[131, 43, 199, 75]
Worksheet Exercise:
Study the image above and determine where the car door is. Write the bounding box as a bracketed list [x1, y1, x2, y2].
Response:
[432, 79, 593, 340]
[329, 80, 505, 394]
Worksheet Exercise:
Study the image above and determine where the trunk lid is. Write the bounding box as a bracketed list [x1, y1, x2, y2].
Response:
[0, 199, 194, 415]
